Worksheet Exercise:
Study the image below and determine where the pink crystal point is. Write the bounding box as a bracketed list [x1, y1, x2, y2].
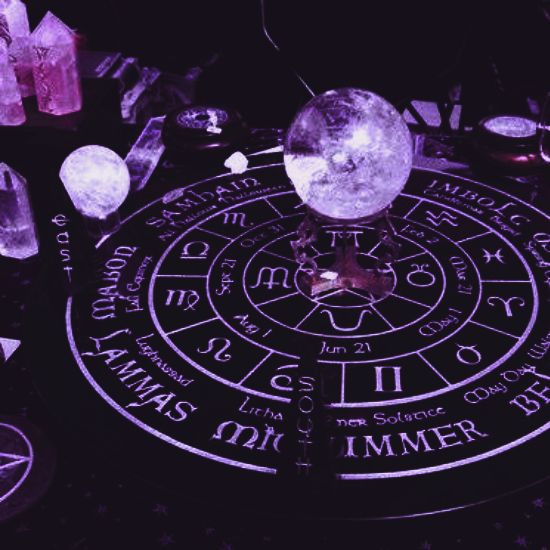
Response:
[31, 11, 82, 116]
[0, 163, 39, 259]
[0, 39, 25, 125]
[0, 0, 34, 97]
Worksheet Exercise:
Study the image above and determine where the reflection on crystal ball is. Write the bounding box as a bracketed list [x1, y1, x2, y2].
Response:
[284, 88, 413, 221]
[59, 145, 130, 219]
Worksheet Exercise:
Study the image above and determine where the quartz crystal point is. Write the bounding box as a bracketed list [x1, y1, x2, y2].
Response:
[31, 11, 82, 116]
[0, 336, 21, 362]
[0, 39, 25, 125]
[125, 116, 166, 192]
[0, 163, 39, 259]
[0, 0, 34, 97]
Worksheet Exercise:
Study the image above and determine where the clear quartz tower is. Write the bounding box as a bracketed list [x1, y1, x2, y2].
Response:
[31, 11, 82, 116]
[0, 0, 34, 97]
[0, 163, 39, 259]
[0, 39, 25, 125]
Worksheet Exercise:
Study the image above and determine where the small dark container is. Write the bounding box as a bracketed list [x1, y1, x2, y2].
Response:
[473, 114, 543, 172]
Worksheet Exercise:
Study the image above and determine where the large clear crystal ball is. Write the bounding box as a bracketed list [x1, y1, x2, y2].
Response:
[284, 88, 413, 221]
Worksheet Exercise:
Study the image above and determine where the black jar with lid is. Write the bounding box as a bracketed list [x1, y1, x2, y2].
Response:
[473, 114, 544, 172]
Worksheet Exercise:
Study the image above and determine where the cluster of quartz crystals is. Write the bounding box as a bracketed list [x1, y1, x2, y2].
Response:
[0, 3, 82, 124]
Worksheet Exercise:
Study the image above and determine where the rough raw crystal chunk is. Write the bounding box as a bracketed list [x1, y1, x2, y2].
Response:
[0, 39, 25, 125]
[0, 0, 34, 97]
[31, 11, 82, 116]
[0, 163, 39, 259]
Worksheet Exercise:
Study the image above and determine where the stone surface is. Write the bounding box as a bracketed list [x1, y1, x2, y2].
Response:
[59, 145, 131, 219]
[0, 0, 34, 97]
[31, 11, 81, 115]
[0, 163, 39, 259]
[0, 39, 25, 125]
[284, 88, 412, 221]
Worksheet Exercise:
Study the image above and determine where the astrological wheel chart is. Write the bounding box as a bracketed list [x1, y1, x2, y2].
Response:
[0, 417, 54, 522]
[35, 163, 550, 518]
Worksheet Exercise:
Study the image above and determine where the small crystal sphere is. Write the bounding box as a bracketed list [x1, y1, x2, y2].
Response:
[284, 88, 413, 221]
[60, 145, 130, 219]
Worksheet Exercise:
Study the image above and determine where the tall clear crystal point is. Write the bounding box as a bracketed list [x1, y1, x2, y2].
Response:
[31, 11, 82, 116]
[0, 39, 25, 125]
[0, 0, 34, 97]
[0, 163, 39, 259]
[125, 116, 166, 192]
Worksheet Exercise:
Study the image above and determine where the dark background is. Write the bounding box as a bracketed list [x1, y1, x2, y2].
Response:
[24, 0, 550, 126]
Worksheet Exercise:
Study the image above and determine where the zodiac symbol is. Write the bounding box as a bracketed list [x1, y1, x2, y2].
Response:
[165, 289, 200, 310]
[223, 212, 252, 227]
[250, 267, 292, 290]
[406, 263, 436, 288]
[425, 210, 458, 228]
[321, 309, 370, 332]
[456, 344, 482, 366]
[482, 248, 505, 264]
[270, 364, 299, 392]
[326, 230, 363, 248]
[374, 366, 403, 392]
[180, 241, 210, 260]
[197, 338, 232, 362]
[51, 214, 69, 227]
[487, 296, 526, 318]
